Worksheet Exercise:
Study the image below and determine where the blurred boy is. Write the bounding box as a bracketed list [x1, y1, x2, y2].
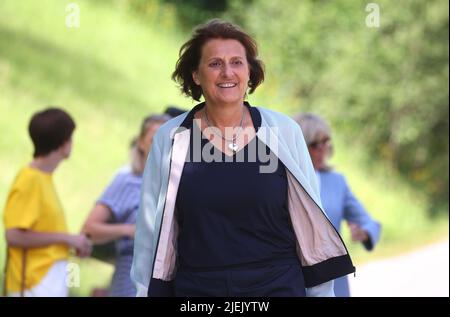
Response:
[3, 108, 91, 297]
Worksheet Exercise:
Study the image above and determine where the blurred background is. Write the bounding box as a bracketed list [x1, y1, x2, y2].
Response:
[0, 0, 448, 296]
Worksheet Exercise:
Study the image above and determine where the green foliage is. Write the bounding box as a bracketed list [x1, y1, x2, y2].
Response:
[125, 0, 230, 30]
[0, 0, 190, 296]
[230, 0, 449, 215]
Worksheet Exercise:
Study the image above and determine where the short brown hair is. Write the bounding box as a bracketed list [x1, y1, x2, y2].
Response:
[28, 107, 76, 157]
[172, 19, 265, 101]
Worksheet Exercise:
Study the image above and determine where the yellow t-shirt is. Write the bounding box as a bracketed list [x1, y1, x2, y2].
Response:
[3, 166, 70, 293]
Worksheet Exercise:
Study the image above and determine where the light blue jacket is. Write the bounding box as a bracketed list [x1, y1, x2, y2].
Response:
[131, 103, 355, 297]
[318, 170, 381, 296]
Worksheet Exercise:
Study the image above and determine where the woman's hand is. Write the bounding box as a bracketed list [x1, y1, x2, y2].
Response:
[123, 224, 136, 239]
[348, 222, 369, 242]
[67, 234, 92, 258]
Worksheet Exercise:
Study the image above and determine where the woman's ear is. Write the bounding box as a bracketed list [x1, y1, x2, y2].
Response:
[192, 71, 200, 85]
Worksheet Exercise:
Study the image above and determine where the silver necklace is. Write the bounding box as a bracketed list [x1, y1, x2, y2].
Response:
[203, 106, 245, 153]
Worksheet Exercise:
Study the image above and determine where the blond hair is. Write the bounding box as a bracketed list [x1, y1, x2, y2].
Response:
[292, 112, 334, 170]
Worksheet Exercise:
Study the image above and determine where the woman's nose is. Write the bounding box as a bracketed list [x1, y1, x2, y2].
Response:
[221, 63, 233, 77]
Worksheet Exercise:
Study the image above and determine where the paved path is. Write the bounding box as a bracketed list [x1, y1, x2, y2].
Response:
[349, 239, 449, 297]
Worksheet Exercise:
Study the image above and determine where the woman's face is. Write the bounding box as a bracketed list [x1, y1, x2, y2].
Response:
[308, 134, 331, 170]
[192, 38, 250, 107]
[139, 122, 163, 158]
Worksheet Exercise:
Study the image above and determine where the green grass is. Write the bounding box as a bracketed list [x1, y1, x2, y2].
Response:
[0, 0, 447, 296]
[0, 0, 191, 296]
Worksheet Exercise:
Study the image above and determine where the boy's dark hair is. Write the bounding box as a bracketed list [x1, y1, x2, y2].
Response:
[164, 105, 186, 118]
[28, 108, 76, 157]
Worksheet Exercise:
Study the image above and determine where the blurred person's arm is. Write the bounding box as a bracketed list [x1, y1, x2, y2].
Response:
[81, 203, 135, 244]
[5, 228, 91, 257]
[342, 176, 381, 251]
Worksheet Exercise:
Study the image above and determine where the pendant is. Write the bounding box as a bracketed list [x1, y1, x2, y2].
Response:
[228, 142, 238, 152]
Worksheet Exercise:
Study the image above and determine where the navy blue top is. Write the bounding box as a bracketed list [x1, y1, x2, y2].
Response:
[175, 103, 299, 270]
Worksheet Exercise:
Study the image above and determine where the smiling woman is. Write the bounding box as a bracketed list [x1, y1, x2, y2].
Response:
[131, 19, 355, 297]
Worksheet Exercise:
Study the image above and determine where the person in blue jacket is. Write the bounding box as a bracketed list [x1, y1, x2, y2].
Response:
[293, 113, 382, 297]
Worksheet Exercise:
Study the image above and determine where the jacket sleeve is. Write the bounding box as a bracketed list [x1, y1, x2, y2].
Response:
[292, 120, 336, 296]
[306, 280, 335, 297]
[131, 131, 164, 297]
[292, 122, 323, 210]
[342, 176, 381, 251]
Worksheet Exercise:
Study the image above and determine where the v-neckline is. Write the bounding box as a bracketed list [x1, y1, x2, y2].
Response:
[193, 109, 258, 159]
[207, 132, 258, 158]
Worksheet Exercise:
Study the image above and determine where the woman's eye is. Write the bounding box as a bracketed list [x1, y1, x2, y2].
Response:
[209, 61, 221, 67]
[233, 60, 243, 65]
